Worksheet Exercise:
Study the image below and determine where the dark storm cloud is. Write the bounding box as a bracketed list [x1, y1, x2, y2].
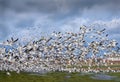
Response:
[1, 0, 120, 14]
[0, 23, 9, 40]
[0, 0, 120, 42]
[1, 0, 119, 22]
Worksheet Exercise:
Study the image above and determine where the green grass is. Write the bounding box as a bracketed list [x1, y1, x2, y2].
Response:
[0, 71, 120, 82]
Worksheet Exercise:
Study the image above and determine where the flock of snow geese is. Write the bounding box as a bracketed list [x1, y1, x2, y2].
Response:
[0, 26, 120, 75]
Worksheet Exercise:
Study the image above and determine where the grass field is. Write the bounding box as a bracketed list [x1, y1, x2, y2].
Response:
[0, 71, 120, 82]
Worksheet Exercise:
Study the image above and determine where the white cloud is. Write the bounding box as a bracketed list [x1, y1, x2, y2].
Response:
[1, 0, 120, 43]
[5, 11, 120, 43]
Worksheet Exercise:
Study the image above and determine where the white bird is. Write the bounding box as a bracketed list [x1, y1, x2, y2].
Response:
[0, 26, 119, 74]
[6, 72, 11, 76]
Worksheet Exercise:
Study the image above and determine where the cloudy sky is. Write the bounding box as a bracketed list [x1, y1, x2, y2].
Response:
[0, 0, 120, 43]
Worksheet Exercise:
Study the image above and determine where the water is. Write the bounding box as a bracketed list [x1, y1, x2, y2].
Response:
[65, 75, 71, 78]
[91, 74, 117, 80]
[29, 70, 48, 76]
